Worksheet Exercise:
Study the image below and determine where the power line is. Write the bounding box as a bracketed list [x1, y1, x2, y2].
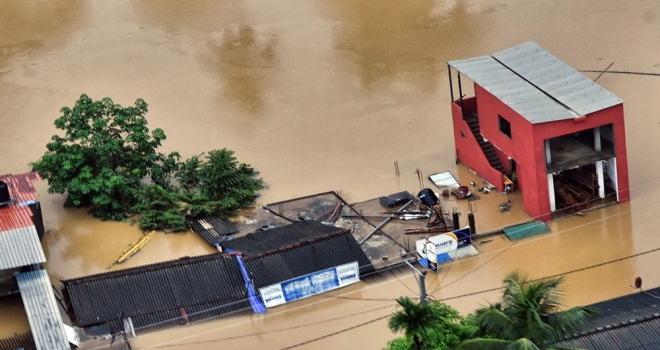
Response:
[89, 176, 660, 349]
[142, 304, 395, 349]
[128, 243, 660, 350]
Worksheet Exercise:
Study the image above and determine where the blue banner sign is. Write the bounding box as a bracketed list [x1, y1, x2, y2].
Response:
[259, 261, 361, 308]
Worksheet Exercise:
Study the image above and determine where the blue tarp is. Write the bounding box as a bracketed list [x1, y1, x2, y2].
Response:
[225, 248, 267, 313]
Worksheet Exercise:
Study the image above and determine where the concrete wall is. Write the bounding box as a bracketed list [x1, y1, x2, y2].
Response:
[453, 85, 630, 221]
[451, 97, 505, 191]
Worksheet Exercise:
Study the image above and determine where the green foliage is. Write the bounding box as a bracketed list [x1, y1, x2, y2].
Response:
[31, 94, 179, 221]
[386, 297, 477, 350]
[130, 184, 187, 232]
[33, 94, 265, 232]
[175, 149, 265, 218]
[198, 149, 265, 210]
[456, 272, 594, 350]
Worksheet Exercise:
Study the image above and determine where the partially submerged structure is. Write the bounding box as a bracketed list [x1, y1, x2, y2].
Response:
[0, 172, 70, 350]
[447, 42, 630, 220]
[62, 254, 251, 332]
[554, 285, 660, 349]
[63, 219, 374, 333]
[223, 220, 375, 289]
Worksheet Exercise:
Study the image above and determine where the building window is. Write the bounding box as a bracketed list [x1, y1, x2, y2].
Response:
[461, 131, 466, 139]
[499, 115, 512, 138]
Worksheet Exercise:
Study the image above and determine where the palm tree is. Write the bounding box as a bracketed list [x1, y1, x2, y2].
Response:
[388, 297, 438, 350]
[456, 272, 595, 350]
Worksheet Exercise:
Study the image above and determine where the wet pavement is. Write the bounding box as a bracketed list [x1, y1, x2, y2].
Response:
[3, 0, 660, 348]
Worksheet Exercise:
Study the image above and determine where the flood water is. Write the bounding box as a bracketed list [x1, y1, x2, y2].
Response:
[3, 0, 660, 348]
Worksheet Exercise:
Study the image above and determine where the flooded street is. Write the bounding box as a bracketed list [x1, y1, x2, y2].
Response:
[3, 0, 660, 348]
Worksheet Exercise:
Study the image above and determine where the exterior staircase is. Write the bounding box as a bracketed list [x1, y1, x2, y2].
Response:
[466, 113, 506, 173]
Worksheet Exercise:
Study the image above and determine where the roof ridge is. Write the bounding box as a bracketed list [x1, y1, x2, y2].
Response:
[62, 252, 239, 284]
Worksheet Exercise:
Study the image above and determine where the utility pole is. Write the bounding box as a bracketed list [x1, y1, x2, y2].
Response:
[403, 260, 428, 304]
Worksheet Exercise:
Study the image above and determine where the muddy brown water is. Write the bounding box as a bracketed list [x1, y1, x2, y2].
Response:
[3, 0, 660, 348]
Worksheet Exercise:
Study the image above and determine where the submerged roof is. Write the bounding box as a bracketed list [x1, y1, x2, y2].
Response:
[222, 220, 348, 256]
[17, 269, 70, 350]
[448, 41, 622, 124]
[189, 216, 240, 246]
[244, 231, 375, 289]
[554, 286, 660, 349]
[63, 254, 249, 328]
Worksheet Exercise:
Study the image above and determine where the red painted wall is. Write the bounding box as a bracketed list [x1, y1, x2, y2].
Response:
[533, 103, 630, 208]
[473, 84, 544, 218]
[454, 85, 630, 221]
[451, 98, 504, 191]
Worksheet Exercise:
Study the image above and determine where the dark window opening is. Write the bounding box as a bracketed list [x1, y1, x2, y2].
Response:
[461, 130, 466, 139]
[499, 115, 511, 138]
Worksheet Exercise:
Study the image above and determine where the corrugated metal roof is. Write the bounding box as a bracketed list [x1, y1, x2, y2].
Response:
[0, 201, 37, 231]
[222, 220, 347, 257]
[503, 220, 550, 241]
[573, 286, 660, 331]
[0, 226, 46, 270]
[0, 172, 41, 203]
[244, 231, 375, 290]
[16, 269, 69, 350]
[551, 286, 660, 349]
[554, 317, 660, 350]
[63, 253, 249, 329]
[0, 172, 45, 270]
[189, 216, 240, 245]
[448, 56, 576, 124]
[448, 42, 622, 124]
[493, 42, 622, 116]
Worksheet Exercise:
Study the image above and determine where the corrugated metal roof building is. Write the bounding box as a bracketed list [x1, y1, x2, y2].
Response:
[553, 286, 660, 349]
[244, 230, 375, 290]
[189, 216, 240, 246]
[16, 270, 70, 350]
[222, 220, 345, 256]
[0, 172, 46, 270]
[62, 253, 250, 331]
[0, 172, 71, 350]
[447, 42, 629, 221]
[0, 226, 46, 270]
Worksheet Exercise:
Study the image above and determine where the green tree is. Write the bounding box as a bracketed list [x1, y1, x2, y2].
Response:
[386, 297, 477, 350]
[32, 94, 265, 231]
[31, 94, 179, 221]
[176, 149, 265, 218]
[456, 272, 594, 350]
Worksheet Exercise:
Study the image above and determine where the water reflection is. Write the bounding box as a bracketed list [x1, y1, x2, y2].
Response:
[132, 0, 279, 115]
[0, 0, 86, 70]
[210, 25, 278, 115]
[131, 0, 236, 33]
[327, 0, 477, 91]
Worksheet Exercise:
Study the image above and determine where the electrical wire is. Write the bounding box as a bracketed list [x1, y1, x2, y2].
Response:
[142, 244, 660, 350]
[87, 176, 660, 349]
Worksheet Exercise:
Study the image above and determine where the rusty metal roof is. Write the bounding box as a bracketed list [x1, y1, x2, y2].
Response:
[0, 172, 47, 270]
[448, 42, 622, 124]
[17, 269, 70, 350]
[0, 172, 41, 203]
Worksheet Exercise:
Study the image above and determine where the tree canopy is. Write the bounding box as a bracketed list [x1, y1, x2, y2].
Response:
[32, 94, 265, 231]
[456, 272, 594, 350]
[386, 296, 477, 350]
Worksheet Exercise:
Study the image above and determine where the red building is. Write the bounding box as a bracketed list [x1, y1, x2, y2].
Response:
[447, 42, 629, 221]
